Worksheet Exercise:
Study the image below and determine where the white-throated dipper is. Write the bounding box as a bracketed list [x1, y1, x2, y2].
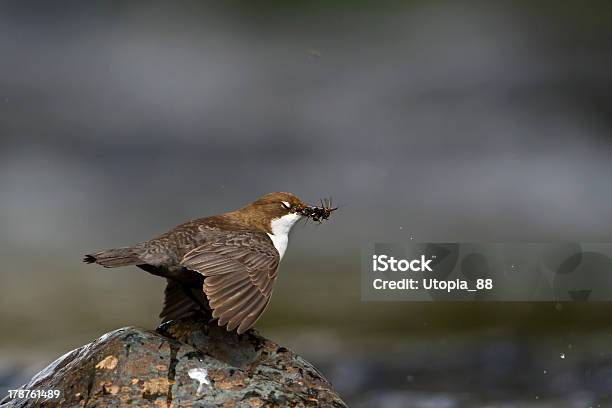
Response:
[84, 192, 335, 334]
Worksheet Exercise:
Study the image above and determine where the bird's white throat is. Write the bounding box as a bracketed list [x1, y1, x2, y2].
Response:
[267, 213, 301, 259]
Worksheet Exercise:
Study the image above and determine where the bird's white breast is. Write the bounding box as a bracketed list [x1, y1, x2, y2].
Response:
[267, 213, 301, 260]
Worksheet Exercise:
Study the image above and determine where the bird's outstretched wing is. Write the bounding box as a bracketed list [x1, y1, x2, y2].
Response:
[159, 278, 210, 323]
[180, 231, 280, 334]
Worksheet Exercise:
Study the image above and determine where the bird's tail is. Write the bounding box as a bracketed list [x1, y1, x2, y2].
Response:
[83, 247, 142, 268]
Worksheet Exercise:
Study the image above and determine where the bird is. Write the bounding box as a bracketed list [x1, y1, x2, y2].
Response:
[84, 192, 335, 334]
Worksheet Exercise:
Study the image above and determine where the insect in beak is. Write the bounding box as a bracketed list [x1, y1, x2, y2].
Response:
[300, 197, 337, 223]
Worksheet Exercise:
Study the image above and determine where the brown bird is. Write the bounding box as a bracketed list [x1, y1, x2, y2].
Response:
[84, 192, 336, 334]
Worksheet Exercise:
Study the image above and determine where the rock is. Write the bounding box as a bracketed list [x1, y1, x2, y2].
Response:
[2, 319, 347, 407]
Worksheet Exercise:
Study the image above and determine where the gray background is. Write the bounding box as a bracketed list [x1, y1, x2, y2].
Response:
[2, 1, 612, 406]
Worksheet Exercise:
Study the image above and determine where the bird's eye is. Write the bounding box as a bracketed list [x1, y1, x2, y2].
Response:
[281, 201, 291, 210]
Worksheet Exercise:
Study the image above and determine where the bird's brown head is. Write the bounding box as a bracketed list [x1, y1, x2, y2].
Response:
[250, 192, 309, 218]
[232, 192, 336, 234]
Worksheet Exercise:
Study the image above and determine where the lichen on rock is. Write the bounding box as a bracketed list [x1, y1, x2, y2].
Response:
[1, 319, 347, 407]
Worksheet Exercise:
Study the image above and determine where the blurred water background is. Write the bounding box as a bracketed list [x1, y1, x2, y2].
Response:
[2, 1, 612, 406]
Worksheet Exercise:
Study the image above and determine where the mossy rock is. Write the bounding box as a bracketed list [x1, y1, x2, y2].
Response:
[2, 319, 347, 407]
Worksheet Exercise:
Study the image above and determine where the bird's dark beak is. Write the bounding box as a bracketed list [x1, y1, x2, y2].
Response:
[299, 206, 316, 217]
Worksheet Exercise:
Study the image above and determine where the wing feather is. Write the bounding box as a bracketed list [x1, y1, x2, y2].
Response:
[159, 278, 210, 323]
[237, 296, 271, 334]
[206, 278, 251, 298]
[214, 285, 262, 320]
[209, 285, 253, 310]
[226, 292, 267, 332]
[180, 231, 280, 334]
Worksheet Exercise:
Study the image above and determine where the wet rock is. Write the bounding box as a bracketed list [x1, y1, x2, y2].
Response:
[2, 319, 347, 407]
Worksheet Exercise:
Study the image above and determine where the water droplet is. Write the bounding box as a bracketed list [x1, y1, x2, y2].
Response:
[543, 369, 547, 374]
[560, 353, 565, 359]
